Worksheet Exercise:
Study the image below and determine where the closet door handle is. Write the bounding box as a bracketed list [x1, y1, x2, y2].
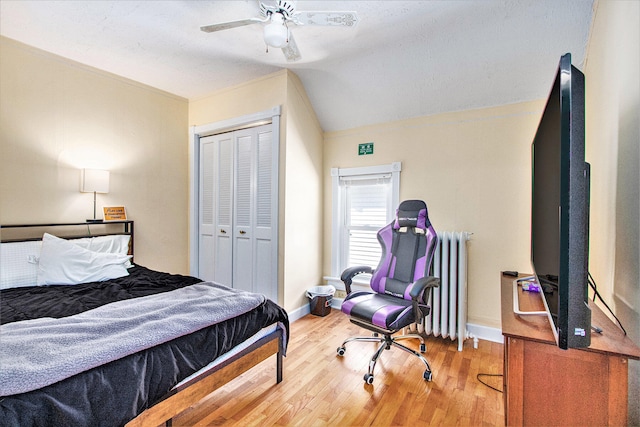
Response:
[239, 230, 247, 235]
[220, 229, 227, 234]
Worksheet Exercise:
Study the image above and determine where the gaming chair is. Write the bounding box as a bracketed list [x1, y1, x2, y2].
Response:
[337, 199, 439, 384]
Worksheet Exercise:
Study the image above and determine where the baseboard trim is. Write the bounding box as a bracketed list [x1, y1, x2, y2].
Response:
[467, 323, 504, 344]
[288, 303, 311, 323]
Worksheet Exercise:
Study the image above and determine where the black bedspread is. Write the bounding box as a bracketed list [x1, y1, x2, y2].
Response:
[1, 265, 203, 325]
[0, 265, 289, 427]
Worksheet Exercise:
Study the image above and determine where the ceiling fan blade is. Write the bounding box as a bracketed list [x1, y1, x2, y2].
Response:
[259, 0, 280, 16]
[292, 11, 358, 27]
[281, 32, 301, 62]
[200, 17, 267, 33]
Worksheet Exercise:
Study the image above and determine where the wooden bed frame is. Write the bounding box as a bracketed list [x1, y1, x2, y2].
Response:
[128, 331, 284, 427]
[1, 221, 285, 427]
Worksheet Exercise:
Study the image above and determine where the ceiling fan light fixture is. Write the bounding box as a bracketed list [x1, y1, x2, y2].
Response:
[263, 13, 289, 48]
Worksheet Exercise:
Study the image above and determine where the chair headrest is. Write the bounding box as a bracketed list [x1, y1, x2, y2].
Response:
[394, 200, 430, 230]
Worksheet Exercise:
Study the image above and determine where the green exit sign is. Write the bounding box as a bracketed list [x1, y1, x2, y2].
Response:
[358, 142, 374, 156]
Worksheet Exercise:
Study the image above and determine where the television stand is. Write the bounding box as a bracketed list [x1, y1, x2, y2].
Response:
[501, 273, 640, 426]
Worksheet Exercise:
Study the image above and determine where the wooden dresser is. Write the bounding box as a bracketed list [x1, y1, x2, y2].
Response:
[500, 273, 640, 426]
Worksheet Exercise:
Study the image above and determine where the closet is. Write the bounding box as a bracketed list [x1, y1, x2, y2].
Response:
[198, 123, 278, 302]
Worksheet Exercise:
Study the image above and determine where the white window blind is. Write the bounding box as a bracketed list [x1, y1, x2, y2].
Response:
[343, 175, 391, 268]
[331, 163, 401, 278]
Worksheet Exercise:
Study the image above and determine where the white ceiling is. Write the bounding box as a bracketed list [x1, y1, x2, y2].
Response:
[0, 0, 594, 132]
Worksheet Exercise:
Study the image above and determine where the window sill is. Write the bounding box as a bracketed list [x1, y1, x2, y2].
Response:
[323, 274, 372, 291]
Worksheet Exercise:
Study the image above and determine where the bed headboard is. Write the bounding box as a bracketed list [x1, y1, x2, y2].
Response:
[0, 221, 134, 257]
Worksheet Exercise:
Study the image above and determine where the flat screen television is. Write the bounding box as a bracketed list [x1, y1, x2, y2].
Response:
[530, 53, 591, 349]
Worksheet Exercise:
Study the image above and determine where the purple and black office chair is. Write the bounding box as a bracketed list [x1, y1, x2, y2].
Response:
[337, 199, 440, 384]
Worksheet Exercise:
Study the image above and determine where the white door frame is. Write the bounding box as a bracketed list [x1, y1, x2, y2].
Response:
[189, 106, 281, 283]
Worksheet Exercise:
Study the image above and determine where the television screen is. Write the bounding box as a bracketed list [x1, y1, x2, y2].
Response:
[531, 53, 591, 349]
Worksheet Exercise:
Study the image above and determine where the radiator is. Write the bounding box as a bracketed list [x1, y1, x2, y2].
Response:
[419, 231, 472, 351]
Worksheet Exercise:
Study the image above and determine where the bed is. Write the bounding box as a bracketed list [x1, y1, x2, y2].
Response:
[0, 221, 288, 427]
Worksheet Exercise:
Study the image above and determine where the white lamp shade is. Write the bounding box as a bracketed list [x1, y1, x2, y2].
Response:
[80, 169, 110, 193]
[264, 13, 288, 48]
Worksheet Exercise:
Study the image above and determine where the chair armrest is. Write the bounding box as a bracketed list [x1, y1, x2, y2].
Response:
[409, 276, 440, 300]
[410, 276, 440, 323]
[340, 265, 374, 294]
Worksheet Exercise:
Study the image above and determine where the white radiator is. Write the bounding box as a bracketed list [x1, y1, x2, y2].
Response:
[420, 231, 472, 351]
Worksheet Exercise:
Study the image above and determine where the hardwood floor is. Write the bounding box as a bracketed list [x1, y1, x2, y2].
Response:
[172, 310, 505, 426]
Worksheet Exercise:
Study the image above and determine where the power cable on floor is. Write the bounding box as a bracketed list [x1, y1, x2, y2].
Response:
[477, 373, 503, 393]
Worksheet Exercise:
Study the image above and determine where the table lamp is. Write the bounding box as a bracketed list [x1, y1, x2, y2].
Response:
[80, 169, 109, 223]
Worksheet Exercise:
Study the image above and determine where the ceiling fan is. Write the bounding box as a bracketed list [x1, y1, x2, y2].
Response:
[200, 0, 358, 62]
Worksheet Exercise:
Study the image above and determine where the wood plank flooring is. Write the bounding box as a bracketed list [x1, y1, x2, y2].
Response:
[171, 310, 505, 426]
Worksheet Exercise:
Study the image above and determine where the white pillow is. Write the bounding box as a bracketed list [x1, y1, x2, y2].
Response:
[0, 240, 41, 289]
[37, 233, 132, 286]
[73, 234, 132, 267]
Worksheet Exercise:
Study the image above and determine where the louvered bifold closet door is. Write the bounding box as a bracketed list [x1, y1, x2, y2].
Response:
[214, 135, 234, 287]
[198, 123, 276, 300]
[198, 133, 234, 285]
[233, 129, 254, 293]
[198, 136, 216, 282]
[253, 127, 275, 301]
[232, 124, 276, 300]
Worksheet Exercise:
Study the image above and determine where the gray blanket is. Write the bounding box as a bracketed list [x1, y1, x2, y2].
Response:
[0, 281, 265, 396]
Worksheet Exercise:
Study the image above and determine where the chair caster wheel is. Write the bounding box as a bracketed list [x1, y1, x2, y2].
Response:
[420, 343, 426, 353]
[364, 373, 374, 384]
[423, 370, 433, 381]
[337, 347, 346, 356]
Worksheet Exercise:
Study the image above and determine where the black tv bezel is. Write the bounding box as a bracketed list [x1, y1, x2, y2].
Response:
[530, 53, 591, 350]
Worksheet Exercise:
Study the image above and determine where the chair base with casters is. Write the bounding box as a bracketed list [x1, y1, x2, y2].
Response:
[337, 318, 433, 384]
[336, 199, 440, 385]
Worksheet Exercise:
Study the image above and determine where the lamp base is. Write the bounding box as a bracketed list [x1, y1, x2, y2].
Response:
[86, 219, 104, 223]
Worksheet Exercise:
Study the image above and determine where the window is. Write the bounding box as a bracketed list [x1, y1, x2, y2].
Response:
[331, 162, 401, 278]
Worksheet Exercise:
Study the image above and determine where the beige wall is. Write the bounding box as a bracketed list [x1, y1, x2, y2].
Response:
[584, 1, 639, 422]
[324, 101, 544, 328]
[585, 0, 639, 339]
[188, 71, 287, 126]
[283, 71, 324, 311]
[0, 37, 190, 274]
[188, 70, 324, 312]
